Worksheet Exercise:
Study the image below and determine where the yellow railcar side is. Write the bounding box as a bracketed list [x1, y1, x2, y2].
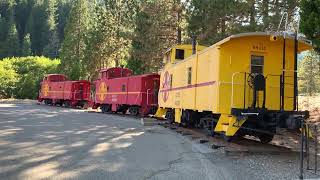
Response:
[157, 32, 312, 143]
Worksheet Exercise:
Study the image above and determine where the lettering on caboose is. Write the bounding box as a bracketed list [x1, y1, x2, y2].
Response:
[251, 43, 267, 52]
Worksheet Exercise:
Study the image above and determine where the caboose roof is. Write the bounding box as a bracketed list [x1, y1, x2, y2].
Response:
[99, 67, 132, 72]
[46, 74, 67, 77]
[214, 31, 313, 51]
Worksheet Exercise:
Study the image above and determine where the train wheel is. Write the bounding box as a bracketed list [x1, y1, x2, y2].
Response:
[63, 101, 70, 108]
[129, 107, 139, 116]
[200, 115, 217, 137]
[165, 110, 175, 124]
[101, 105, 111, 113]
[258, 134, 274, 144]
[223, 134, 233, 142]
[83, 103, 89, 109]
[45, 99, 52, 105]
[208, 120, 217, 137]
[182, 110, 198, 128]
[121, 108, 128, 115]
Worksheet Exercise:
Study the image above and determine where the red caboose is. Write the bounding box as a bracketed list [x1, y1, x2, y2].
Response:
[38, 74, 91, 108]
[93, 67, 160, 116]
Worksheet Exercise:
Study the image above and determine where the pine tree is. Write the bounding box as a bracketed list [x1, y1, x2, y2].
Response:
[26, 0, 57, 56]
[129, 0, 180, 73]
[188, 0, 247, 44]
[56, 0, 72, 42]
[187, 0, 300, 45]
[103, 0, 137, 67]
[14, 0, 33, 45]
[84, 5, 115, 79]
[43, 31, 60, 58]
[60, 0, 90, 80]
[5, 21, 20, 57]
[298, 51, 320, 95]
[300, 0, 320, 53]
[0, 0, 16, 58]
[0, 16, 7, 58]
[21, 33, 32, 56]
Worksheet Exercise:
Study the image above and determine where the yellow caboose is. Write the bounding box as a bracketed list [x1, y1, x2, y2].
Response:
[156, 32, 312, 143]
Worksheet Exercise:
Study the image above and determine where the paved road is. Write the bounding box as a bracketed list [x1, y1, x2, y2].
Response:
[0, 101, 233, 180]
[0, 101, 318, 180]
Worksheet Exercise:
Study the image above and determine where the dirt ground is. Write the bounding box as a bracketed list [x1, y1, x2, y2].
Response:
[299, 95, 320, 123]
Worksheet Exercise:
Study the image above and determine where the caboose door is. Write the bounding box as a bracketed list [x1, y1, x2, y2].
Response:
[78, 83, 84, 99]
[249, 55, 265, 108]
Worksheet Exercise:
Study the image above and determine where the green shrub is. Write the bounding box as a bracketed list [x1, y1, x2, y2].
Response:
[0, 60, 18, 98]
[0, 56, 60, 99]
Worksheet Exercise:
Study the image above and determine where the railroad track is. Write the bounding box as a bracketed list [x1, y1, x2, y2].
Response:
[158, 121, 297, 156]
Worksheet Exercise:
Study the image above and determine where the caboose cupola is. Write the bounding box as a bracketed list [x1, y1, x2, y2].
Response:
[99, 67, 133, 79]
[163, 44, 207, 64]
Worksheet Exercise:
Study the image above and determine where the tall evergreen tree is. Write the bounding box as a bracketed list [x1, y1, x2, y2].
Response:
[298, 51, 320, 95]
[103, 0, 137, 67]
[300, 0, 320, 53]
[56, 0, 72, 42]
[26, 0, 57, 56]
[14, 0, 33, 45]
[4, 21, 20, 57]
[129, 0, 180, 73]
[0, 0, 16, 58]
[21, 33, 32, 56]
[84, 5, 115, 79]
[187, 0, 300, 45]
[60, 0, 90, 80]
[43, 31, 60, 58]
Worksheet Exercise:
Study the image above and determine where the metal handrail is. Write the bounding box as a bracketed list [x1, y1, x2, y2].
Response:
[146, 89, 150, 105]
[231, 72, 289, 109]
[231, 72, 247, 108]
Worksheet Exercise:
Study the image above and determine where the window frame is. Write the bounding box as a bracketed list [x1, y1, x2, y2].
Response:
[175, 49, 185, 60]
[250, 55, 264, 74]
[121, 84, 126, 92]
[187, 67, 192, 85]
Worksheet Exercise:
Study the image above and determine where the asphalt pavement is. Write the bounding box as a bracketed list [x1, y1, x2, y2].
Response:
[0, 101, 233, 180]
[0, 101, 318, 180]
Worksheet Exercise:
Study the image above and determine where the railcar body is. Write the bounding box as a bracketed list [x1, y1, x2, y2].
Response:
[93, 67, 160, 116]
[156, 32, 312, 143]
[38, 74, 91, 108]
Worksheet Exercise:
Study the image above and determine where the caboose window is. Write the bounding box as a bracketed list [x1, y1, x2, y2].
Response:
[122, 85, 126, 92]
[175, 49, 185, 60]
[187, 67, 192, 85]
[251, 55, 264, 74]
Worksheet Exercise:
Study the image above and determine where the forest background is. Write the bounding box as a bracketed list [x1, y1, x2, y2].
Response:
[0, 0, 319, 99]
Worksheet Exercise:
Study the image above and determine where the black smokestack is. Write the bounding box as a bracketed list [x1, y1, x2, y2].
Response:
[192, 35, 197, 54]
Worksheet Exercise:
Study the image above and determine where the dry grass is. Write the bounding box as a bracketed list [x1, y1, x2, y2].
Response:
[299, 95, 320, 111]
[299, 95, 320, 124]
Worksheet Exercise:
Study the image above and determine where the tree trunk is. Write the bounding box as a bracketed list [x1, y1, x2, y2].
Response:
[249, 0, 256, 28]
[262, 0, 269, 30]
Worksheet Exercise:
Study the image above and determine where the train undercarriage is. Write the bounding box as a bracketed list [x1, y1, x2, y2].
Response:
[40, 98, 88, 108]
[95, 104, 157, 117]
[163, 108, 308, 144]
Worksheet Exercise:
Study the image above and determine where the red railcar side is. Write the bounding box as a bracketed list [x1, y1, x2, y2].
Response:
[93, 67, 160, 116]
[38, 74, 91, 108]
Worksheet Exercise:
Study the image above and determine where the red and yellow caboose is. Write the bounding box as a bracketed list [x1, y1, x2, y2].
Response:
[38, 74, 91, 108]
[92, 67, 160, 116]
